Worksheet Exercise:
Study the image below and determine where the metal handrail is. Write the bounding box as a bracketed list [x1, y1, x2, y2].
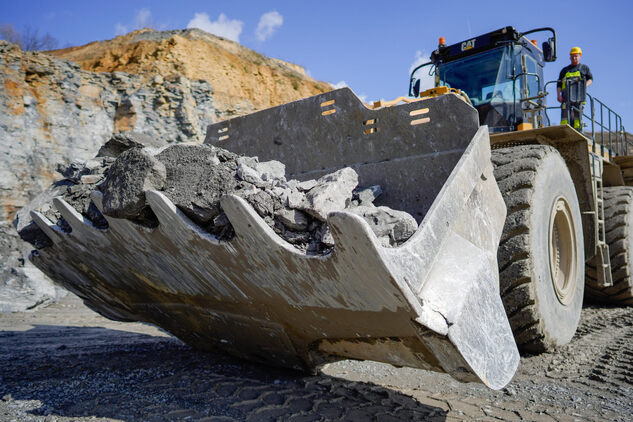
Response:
[543, 80, 631, 160]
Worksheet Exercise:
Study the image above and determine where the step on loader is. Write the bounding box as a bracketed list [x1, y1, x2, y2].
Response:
[26, 87, 519, 389]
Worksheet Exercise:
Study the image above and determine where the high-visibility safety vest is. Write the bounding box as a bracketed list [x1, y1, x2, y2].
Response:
[561, 70, 582, 90]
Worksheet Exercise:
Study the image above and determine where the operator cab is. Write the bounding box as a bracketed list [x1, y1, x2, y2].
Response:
[410, 26, 556, 133]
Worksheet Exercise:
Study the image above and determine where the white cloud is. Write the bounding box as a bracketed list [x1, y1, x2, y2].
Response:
[255, 11, 283, 41]
[114, 8, 157, 36]
[408, 50, 428, 74]
[331, 81, 348, 89]
[135, 8, 153, 29]
[409, 50, 434, 93]
[115, 23, 128, 36]
[187, 12, 243, 43]
[329, 81, 368, 103]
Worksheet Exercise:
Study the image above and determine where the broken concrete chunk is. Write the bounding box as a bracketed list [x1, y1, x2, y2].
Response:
[275, 207, 309, 231]
[156, 144, 238, 224]
[97, 132, 165, 158]
[243, 190, 276, 217]
[236, 163, 263, 185]
[80, 174, 102, 184]
[271, 186, 291, 204]
[255, 160, 285, 181]
[281, 229, 311, 245]
[355, 185, 383, 206]
[316, 224, 335, 247]
[297, 179, 318, 192]
[100, 148, 166, 219]
[348, 205, 418, 246]
[84, 159, 107, 173]
[56, 159, 89, 183]
[236, 156, 259, 168]
[283, 179, 299, 190]
[286, 187, 306, 210]
[300, 167, 359, 221]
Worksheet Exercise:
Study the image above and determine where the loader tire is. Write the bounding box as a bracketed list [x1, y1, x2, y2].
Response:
[586, 186, 633, 304]
[492, 145, 584, 352]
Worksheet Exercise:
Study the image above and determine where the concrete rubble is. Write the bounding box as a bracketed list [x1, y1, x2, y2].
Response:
[16, 134, 419, 255]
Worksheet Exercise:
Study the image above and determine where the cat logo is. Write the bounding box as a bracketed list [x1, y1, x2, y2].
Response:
[461, 39, 476, 51]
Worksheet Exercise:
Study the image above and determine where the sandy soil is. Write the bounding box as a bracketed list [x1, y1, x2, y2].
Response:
[1, 294, 632, 421]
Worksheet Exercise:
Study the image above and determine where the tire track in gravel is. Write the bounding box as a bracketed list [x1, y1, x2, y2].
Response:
[3, 294, 633, 421]
[0, 296, 445, 421]
[581, 307, 633, 389]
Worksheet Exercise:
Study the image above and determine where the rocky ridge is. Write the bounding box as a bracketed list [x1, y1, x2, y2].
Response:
[49, 28, 331, 119]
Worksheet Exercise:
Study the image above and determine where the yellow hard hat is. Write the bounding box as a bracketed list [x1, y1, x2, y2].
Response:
[570, 46, 582, 55]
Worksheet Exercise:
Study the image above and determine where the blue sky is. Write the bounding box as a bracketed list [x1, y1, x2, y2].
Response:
[2, 0, 632, 128]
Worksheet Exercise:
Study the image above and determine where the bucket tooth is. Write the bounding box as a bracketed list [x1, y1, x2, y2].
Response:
[89, 190, 155, 240]
[416, 232, 518, 389]
[327, 211, 384, 256]
[30, 211, 64, 244]
[52, 197, 109, 246]
[146, 190, 221, 245]
[220, 194, 300, 253]
[90, 191, 105, 212]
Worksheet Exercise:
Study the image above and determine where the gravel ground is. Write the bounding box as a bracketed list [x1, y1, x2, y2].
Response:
[1, 294, 632, 421]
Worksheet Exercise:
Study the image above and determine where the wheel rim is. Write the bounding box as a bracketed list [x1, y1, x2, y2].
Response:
[549, 196, 578, 305]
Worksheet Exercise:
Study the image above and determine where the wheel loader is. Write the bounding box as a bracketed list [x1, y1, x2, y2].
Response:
[409, 26, 632, 353]
[26, 89, 518, 390]
[25, 26, 629, 392]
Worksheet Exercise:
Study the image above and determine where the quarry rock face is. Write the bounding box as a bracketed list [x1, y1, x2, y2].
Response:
[0, 40, 216, 226]
[0, 28, 332, 311]
[49, 28, 331, 120]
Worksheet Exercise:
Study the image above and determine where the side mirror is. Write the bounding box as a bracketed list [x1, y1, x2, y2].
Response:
[412, 79, 420, 97]
[542, 37, 556, 62]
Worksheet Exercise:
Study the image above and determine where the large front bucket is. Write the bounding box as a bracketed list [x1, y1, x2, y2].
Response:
[29, 89, 519, 389]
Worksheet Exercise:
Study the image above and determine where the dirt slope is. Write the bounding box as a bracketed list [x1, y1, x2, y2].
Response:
[49, 28, 332, 119]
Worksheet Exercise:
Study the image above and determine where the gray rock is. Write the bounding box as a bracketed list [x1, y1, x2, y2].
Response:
[97, 132, 166, 158]
[355, 185, 383, 206]
[100, 148, 166, 219]
[156, 144, 239, 224]
[271, 186, 291, 203]
[84, 159, 108, 173]
[284, 179, 299, 190]
[286, 187, 306, 209]
[80, 174, 103, 184]
[56, 159, 90, 183]
[275, 208, 309, 231]
[255, 160, 285, 181]
[236, 156, 259, 168]
[0, 222, 65, 313]
[297, 179, 318, 192]
[243, 190, 276, 217]
[236, 163, 263, 185]
[348, 205, 418, 246]
[316, 224, 335, 247]
[282, 229, 311, 245]
[300, 167, 358, 221]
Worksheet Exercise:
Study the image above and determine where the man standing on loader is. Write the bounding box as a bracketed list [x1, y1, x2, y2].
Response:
[557, 46, 593, 129]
